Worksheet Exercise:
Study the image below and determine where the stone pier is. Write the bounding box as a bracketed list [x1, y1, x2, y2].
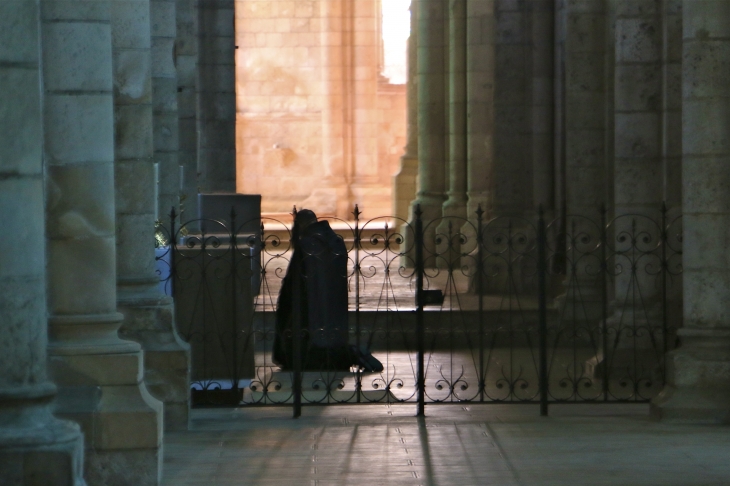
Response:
[197, 0, 237, 193]
[392, 0, 418, 222]
[411, 0, 447, 240]
[113, 0, 190, 433]
[465, 0, 494, 221]
[0, 2, 85, 483]
[41, 2, 163, 483]
[652, 0, 730, 423]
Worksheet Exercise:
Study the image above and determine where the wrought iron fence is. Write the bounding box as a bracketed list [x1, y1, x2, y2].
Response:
[155, 204, 682, 417]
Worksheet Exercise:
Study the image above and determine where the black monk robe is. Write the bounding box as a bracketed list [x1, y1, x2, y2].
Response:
[273, 213, 351, 371]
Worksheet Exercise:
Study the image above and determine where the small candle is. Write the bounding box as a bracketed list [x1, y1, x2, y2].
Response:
[179, 165, 184, 192]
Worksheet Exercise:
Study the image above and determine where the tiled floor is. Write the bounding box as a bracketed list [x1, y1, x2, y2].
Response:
[162, 403, 730, 485]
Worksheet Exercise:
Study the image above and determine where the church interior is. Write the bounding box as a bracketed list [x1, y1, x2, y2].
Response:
[2, 0, 730, 484]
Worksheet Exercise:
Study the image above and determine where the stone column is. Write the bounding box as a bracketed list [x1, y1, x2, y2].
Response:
[662, 0, 683, 208]
[441, 0, 467, 221]
[305, 0, 350, 218]
[197, 0, 236, 193]
[132, 0, 190, 430]
[614, 0, 662, 217]
[563, 0, 609, 216]
[410, 0, 447, 234]
[392, 0, 419, 221]
[492, 0, 529, 216]
[41, 2, 163, 483]
[530, 0, 555, 210]
[603, 0, 664, 380]
[465, 0, 495, 220]
[176, 0, 199, 221]
[652, 0, 730, 423]
[152, 0, 181, 219]
[0, 2, 85, 483]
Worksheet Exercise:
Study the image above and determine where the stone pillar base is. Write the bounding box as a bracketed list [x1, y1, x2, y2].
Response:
[651, 329, 730, 424]
[0, 435, 85, 486]
[118, 293, 190, 432]
[0, 392, 85, 486]
[53, 382, 162, 485]
[84, 448, 161, 486]
[651, 386, 730, 424]
[50, 349, 163, 485]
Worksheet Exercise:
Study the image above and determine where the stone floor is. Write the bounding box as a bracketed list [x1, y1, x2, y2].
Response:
[161, 403, 730, 485]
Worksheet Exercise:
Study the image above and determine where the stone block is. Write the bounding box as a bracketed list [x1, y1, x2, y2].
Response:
[616, 18, 660, 63]
[198, 92, 237, 122]
[566, 51, 605, 93]
[200, 120, 236, 149]
[0, 277, 45, 382]
[683, 268, 730, 328]
[177, 119, 198, 152]
[111, 0, 151, 49]
[566, 0, 606, 14]
[153, 113, 180, 153]
[199, 5, 235, 37]
[43, 22, 113, 92]
[495, 12, 524, 45]
[199, 64, 236, 92]
[681, 213, 730, 270]
[45, 162, 116, 238]
[566, 166, 605, 209]
[613, 159, 662, 206]
[615, 0, 657, 18]
[47, 236, 117, 316]
[115, 104, 154, 159]
[1, 180, 44, 276]
[199, 36, 236, 66]
[95, 384, 161, 449]
[683, 0, 730, 39]
[664, 63, 682, 111]
[115, 160, 155, 214]
[44, 94, 114, 164]
[151, 37, 176, 78]
[665, 13, 683, 62]
[566, 92, 606, 130]
[51, 352, 143, 387]
[41, 0, 110, 22]
[153, 77, 179, 113]
[85, 446, 161, 486]
[177, 91, 197, 118]
[113, 49, 153, 103]
[682, 41, 730, 99]
[682, 100, 730, 156]
[0, 69, 42, 175]
[665, 111, 682, 158]
[614, 112, 660, 158]
[566, 13, 605, 53]
[116, 213, 157, 278]
[614, 64, 661, 112]
[0, 1, 38, 63]
[175, 54, 197, 87]
[151, 0, 176, 38]
[682, 156, 730, 213]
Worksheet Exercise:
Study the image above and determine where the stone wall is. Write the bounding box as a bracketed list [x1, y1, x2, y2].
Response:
[234, 0, 406, 218]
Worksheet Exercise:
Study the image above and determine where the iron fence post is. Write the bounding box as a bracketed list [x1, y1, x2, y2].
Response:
[292, 209, 302, 418]
[600, 204, 609, 401]
[354, 205, 362, 402]
[415, 205, 425, 416]
[230, 207, 239, 401]
[661, 202, 668, 383]
[476, 205, 485, 402]
[538, 206, 548, 416]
